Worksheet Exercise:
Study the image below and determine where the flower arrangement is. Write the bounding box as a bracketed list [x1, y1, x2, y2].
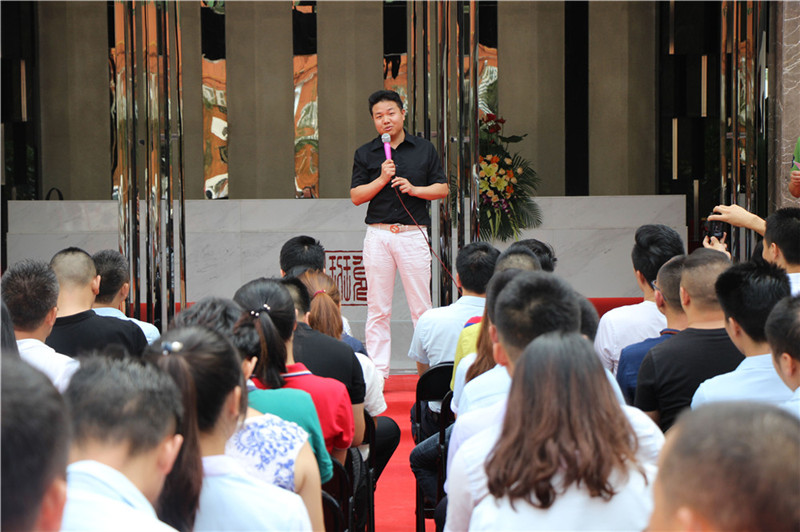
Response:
[477, 113, 541, 241]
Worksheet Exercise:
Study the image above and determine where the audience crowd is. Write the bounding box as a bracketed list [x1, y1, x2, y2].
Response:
[2, 206, 800, 532]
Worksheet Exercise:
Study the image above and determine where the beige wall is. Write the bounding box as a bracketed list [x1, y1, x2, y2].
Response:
[498, 2, 565, 197]
[589, 1, 657, 195]
[38, 2, 110, 200]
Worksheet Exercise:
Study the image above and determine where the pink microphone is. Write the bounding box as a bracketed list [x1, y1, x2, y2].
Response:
[381, 133, 392, 160]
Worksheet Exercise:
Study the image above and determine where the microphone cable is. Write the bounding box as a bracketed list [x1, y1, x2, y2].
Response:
[392, 182, 460, 296]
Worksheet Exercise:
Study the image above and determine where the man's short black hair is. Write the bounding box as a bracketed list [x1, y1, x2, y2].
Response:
[2, 357, 70, 532]
[680, 248, 731, 311]
[766, 295, 800, 362]
[368, 89, 404, 115]
[576, 294, 600, 341]
[656, 255, 686, 310]
[1, 259, 59, 331]
[493, 272, 581, 355]
[494, 246, 541, 273]
[506, 239, 557, 272]
[279, 236, 325, 274]
[281, 276, 311, 315]
[764, 207, 800, 265]
[93, 249, 130, 304]
[50, 247, 96, 287]
[456, 242, 500, 294]
[65, 356, 183, 456]
[631, 224, 685, 284]
[661, 402, 800, 532]
[715, 261, 791, 343]
[172, 297, 258, 361]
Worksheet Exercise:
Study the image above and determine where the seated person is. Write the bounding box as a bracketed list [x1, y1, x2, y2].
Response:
[152, 326, 312, 531]
[2, 357, 70, 532]
[46, 247, 147, 357]
[594, 224, 684, 374]
[60, 356, 183, 531]
[649, 402, 799, 531]
[766, 295, 800, 417]
[465, 333, 655, 531]
[92, 249, 160, 343]
[170, 296, 324, 524]
[635, 249, 744, 432]
[234, 278, 355, 465]
[616, 256, 686, 404]
[2, 259, 79, 391]
[692, 261, 793, 408]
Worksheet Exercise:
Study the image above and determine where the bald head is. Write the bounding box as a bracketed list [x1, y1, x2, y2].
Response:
[680, 248, 730, 312]
[651, 403, 800, 532]
[50, 248, 97, 288]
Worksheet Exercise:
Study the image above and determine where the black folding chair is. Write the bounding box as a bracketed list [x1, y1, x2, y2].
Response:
[323, 458, 353, 532]
[412, 363, 455, 532]
[322, 491, 345, 532]
[362, 410, 377, 532]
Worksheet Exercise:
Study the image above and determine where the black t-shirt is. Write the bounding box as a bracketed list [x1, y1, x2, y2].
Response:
[350, 131, 446, 226]
[635, 327, 743, 432]
[293, 323, 366, 405]
[46, 309, 149, 358]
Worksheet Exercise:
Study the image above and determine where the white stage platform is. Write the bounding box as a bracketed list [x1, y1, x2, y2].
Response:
[7, 195, 685, 374]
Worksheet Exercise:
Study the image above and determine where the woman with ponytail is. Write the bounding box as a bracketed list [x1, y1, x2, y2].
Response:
[148, 326, 311, 531]
[298, 270, 401, 481]
[234, 277, 355, 465]
[171, 297, 324, 530]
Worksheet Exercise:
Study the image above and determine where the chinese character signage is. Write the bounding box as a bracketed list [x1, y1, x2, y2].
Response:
[326, 251, 367, 306]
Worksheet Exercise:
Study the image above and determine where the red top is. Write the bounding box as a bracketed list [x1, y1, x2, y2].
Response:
[254, 362, 354, 451]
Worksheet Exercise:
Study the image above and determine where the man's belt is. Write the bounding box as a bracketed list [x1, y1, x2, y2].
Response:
[370, 223, 425, 234]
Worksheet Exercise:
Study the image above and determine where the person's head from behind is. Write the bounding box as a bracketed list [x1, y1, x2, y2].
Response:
[456, 241, 500, 295]
[233, 278, 297, 388]
[486, 332, 640, 509]
[92, 249, 130, 305]
[650, 402, 800, 532]
[762, 207, 800, 269]
[1, 300, 20, 357]
[715, 261, 791, 350]
[2, 358, 70, 532]
[765, 295, 800, 392]
[2, 259, 59, 335]
[679, 248, 731, 315]
[279, 236, 325, 277]
[65, 355, 183, 505]
[145, 326, 247, 530]
[49, 247, 99, 292]
[654, 255, 686, 315]
[576, 294, 599, 341]
[631, 224, 684, 289]
[492, 271, 581, 370]
[298, 270, 343, 339]
[506, 239, 556, 272]
[494, 246, 541, 273]
[171, 297, 260, 382]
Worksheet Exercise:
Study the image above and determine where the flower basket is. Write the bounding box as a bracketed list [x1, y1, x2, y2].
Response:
[477, 114, 542, 241]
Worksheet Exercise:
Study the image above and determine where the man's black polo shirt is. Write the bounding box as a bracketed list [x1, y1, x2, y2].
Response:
[46, 309, 149, 358]
[293, 322, 366, 405]
[351, 130, 446, 226]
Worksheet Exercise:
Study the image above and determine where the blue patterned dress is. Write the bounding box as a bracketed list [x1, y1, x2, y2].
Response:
[225, 413, 309, 492]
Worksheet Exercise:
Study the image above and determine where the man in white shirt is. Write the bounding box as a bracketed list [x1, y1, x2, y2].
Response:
[1, 357, 70, 532]
[445, 271, 664, 531]
[92, 249, 160, 343]
[60, 357, 183, 531]
[594, 224, 685, 374]
[649, 403, 799, 532]
[692, 262, 793, 408]
[1, 259, 79, 392]
[408, 241, 499, 440]
[766, 295, 800, 417]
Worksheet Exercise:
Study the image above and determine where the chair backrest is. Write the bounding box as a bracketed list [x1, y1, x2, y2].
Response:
[439, 390, 456, 430]
[323, 458, 352, 513]
[362, 410, 377, 469]
[416, 362, 454, 403]
[322, 491, 345, 532]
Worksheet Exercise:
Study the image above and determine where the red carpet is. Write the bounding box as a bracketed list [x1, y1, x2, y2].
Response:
[374, 374, 436, 532]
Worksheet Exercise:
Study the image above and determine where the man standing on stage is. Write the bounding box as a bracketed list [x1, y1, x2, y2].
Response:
[351, 89, 449, 378]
